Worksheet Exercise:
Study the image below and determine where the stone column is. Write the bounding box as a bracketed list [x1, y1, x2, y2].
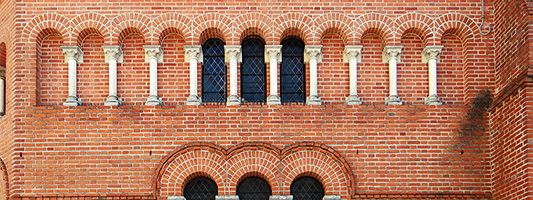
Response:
[0, 66, 5, 115]
[184, 45, 202, 105]
[305, 45, 322, 105]
[383, 46, 403, 105]
[344, 45, 363, 105]
[61, 46, 83, 106]
[422, 45, 444, 105]
[143, 45, 163, 106]
[103, 45, 123, 106]
[265, 45, 282, 105]
[225, 45, 241, 105]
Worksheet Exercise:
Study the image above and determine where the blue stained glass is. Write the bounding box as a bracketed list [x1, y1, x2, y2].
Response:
[202, 38, 227, 103]
[241, 37, 266, 103]
[281, 37, 305, 103]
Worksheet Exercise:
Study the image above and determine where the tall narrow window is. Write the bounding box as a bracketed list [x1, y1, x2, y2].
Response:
[280, 37, 305, 103]
[241, 36, 266, 102]
[183, 177, 218, 200]
[202, 38, 226, 102]
[290, 176, 324, 200]
[237, 177, 271, 200]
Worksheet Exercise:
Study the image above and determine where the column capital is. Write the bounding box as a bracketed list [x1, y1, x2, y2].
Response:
[224, 45, 242, 62]
[343, 45, 363, 63]
[61, 46, 83, 63]
[102, 45, 123, 63]
[143, 45, 163, 63]
[184, 45, 202, 63]
[304, 45, 323, 63]
[422, 45, 444, 63]
[265, 45, 282, 62]
[382, 45, 403, 63]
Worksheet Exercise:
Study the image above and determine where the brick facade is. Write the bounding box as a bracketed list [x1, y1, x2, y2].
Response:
[0, 0, 531, 199]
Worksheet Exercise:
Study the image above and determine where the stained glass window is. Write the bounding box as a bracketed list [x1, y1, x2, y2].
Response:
[281, 37, 305, 103]
[241, 36, 266, 103]
[290, 176, 324, 200]
[183, 177, 218, 200]
[237, 177, 271, 200]
[202, 38, 227, 102]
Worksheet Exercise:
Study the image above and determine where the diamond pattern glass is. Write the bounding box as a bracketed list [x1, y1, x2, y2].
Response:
[290, 177, 324, 200]
[184, 177, 218, 200]
[281, 37, 305, 103]
[237, 177, 271, 200]
[202, 38, 227, 102]
[241, 37, 266, 102]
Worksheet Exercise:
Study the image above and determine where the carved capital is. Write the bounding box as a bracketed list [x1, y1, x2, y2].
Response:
[422, 45, 444, 63]
[61, 46, 83, 63]
[265, 45, 282, 62]
[143, 45, 163, 63]
[184, 45, 202, 63]
[102, 45, 123, 63]
[224, 45, 241, 63]
[304, 45, 322, 63]
[343, 45, 363, 63]
[382, 45, 403, 63]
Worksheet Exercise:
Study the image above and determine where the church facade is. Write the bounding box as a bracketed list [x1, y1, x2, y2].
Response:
[0, 0, 532, 199]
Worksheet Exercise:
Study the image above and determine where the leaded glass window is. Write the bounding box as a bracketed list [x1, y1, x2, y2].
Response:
[290, 176, 324, 200]
[202, 38, 227, 102]
[241, 36, 266, 102]
[280, 37, 305, 103]
[183, 177, 218, 200]
[237, 177, 271, 200]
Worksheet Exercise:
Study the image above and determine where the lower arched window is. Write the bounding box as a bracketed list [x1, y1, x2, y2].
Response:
[237, 177, 271, 200]
[183, 177, 218, 200]
[290, 176, 324, 200]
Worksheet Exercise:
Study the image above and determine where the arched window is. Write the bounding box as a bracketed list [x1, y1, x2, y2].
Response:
[237, 177, 271, 200]
[280, 37, 305, 103]
[202, 38, 226, 103]
[183, 177, 218, 200]
[290, 176, 324, 200]
[241, 36, 266, 103]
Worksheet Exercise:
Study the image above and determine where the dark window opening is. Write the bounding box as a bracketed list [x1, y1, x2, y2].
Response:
[280, 37, 305, 103]
[290, 176, 324, 200]
[241, 36, 266, 103]
[183, 177, 218, 200]
[237, 177, 271, 200]
[202, 38, 227, 103]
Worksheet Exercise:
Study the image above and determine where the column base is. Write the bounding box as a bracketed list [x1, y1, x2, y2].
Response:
[215, 195, 239, 200]
[385, 95, 402, 105]
[425, 94, 442, 105]
[270, 195, 293, 200]
[63, 95, 81, 106]
[323, 195, 341, 200]
[345, 95, 362, 105]
[145, 95, 162, 106]
[104, 95, 122, 106]
[186, 94, 202, 105]
[267, 94, 281, 105]
[167, 196, 186, 200]
[227, 95, 241, 106]
[306, 95, 322, 105]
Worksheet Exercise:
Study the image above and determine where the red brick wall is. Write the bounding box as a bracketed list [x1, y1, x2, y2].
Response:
[1, 0, 505, 199]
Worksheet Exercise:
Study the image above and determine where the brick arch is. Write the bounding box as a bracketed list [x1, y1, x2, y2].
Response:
[71, 13, 111, 46]
[280, 142, 355, 197]
[152, 13, 192, 45]
[110, 12, 151, 46]
[0, 28, 10, 46]
[154, 142, 226, 198]
[117, 27, 145, 47]
[273, 13, 314, 45]
[434, 13, 476, 47]
[22, 13, 70, 44]
[35, 28, 65, 106]
[193, 13, 233, 45]
[234, 12, 272, 45]
[76, 28, 104, 47]
[395, 13, 434, 46]
[0, 157, 8, 200]
[353, 13, 395, 45]
[226, 142, 280, 194]
[315, 13, 354, 45]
